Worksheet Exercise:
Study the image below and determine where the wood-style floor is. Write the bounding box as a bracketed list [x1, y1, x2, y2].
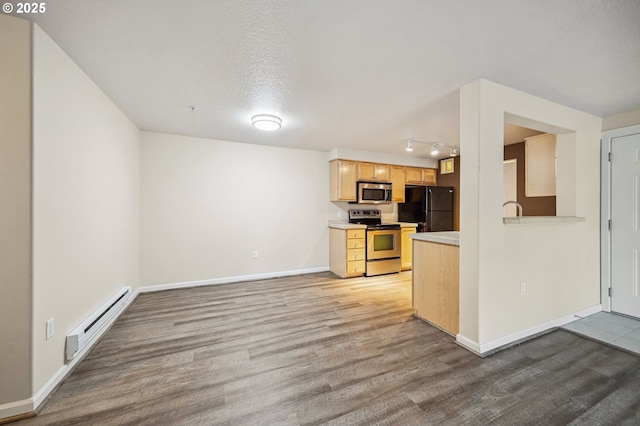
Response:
[16, 272, 640, 425]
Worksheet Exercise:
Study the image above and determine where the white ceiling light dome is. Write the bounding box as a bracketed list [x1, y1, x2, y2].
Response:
[251, 114, 282, 131]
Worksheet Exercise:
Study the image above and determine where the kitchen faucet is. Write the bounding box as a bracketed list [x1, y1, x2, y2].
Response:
[503, 200, 523, 217]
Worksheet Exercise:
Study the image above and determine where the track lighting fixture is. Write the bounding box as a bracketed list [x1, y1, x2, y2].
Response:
[404, 139, 459, 157]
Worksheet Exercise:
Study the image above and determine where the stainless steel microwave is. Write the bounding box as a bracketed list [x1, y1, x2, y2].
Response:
[357, 181, 392, 204]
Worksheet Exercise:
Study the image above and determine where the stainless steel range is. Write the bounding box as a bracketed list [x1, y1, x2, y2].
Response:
[348, 209, 401, 276]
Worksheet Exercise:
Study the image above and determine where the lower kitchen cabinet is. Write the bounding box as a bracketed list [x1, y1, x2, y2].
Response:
[401, 226, 417, 270]
[329, 227, 366, 278]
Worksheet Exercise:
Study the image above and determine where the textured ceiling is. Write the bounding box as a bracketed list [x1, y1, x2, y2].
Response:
[21, 0, 640, 159]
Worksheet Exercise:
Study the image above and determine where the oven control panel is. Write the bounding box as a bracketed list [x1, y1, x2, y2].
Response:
[348, 209, 381, 220]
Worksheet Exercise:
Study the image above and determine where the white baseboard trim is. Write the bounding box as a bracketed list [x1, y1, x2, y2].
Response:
[0, 399, 34, 420]
[138, 266, 330, 293]
[455, 334, 481, 355]
[456, 304, 603, 357]
[28, 288, 139, 415]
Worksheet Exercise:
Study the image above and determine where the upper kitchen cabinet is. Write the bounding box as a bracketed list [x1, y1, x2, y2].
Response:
[330, 159, 433, 203]
[525, 133, 556, 197]
[390, 165, 406, 202]
[357, 162, 390, 182]
[405, 167, 422, 184]
[330, 159, 357, 202]
[405, 167, 437, 186]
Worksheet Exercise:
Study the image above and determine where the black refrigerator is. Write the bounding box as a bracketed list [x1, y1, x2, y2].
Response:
[398, 186, 454, 232]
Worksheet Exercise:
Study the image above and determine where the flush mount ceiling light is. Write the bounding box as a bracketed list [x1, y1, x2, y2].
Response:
[406, 139, 414, 152]
[251, 114, 282, 131]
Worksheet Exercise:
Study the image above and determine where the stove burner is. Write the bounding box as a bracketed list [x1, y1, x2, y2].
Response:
[348, 209, 400, 230]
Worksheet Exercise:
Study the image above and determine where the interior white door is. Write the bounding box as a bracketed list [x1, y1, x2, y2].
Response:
[611, 132, 640, 318]
[503, 159, 517, 216]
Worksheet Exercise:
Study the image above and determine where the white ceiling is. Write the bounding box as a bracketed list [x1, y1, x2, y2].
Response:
[23, 0, 640, 159]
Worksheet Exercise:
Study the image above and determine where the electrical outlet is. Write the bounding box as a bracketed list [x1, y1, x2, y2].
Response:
[337, 211, 342, 218]
[46, 318, 55, 340]
[520, 282, 527, 296]
[252, 250, 258, 259]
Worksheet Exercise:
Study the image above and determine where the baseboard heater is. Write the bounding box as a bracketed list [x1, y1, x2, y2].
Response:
[65, 286, 131, 362]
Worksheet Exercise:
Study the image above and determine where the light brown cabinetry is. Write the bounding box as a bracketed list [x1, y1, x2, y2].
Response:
[330, 159, 435, 203]
[525, 133, 556, 197]
[412, 240, 459, 334]
[357, 162, 390, 182]
[405, 167, 423, 184]
[390, 166, 406, 202]
[401, 227, 417, 270]
[405, 167, 437, 186]
[330, 159, 357, 202]
[329, 228, 366, 278]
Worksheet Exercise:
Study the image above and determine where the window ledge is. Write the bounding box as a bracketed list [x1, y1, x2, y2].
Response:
[503, 216, 586, 225]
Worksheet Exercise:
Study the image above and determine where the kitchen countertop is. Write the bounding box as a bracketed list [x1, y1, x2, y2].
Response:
[328, 221, 418, 230]
[395, 222, 418, 228]
[410, 231, 460, 246]
[328, 221, 366, 230]
[503, 216, 585, 225]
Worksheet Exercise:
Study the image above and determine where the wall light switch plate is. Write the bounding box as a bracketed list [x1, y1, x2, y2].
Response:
[46, 318, 55, 340]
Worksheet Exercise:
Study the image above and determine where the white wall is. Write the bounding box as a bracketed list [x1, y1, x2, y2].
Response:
[0, 15, 32, 413]
[32, 26, 141, 393]
[328, 148, 438, 169]
[458, 80, 602, 353]
[140, 132, 330, 286]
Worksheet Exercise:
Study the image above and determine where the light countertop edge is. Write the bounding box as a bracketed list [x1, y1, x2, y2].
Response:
[395, 222, 419, 228]
[503, 216, 586, 225]
[328, 221, 366, 230]
[328, 221, 418, 229]
[410, 231, 460, 246]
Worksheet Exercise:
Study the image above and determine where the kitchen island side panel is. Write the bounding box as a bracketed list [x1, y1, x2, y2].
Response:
[412, 239, 459, 335]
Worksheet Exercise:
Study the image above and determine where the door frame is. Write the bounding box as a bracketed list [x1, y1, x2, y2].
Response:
[601, 124, 640, 313]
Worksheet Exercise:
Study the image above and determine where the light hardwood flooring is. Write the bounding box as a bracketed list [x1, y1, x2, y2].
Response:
[15, 272, 640, 425]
